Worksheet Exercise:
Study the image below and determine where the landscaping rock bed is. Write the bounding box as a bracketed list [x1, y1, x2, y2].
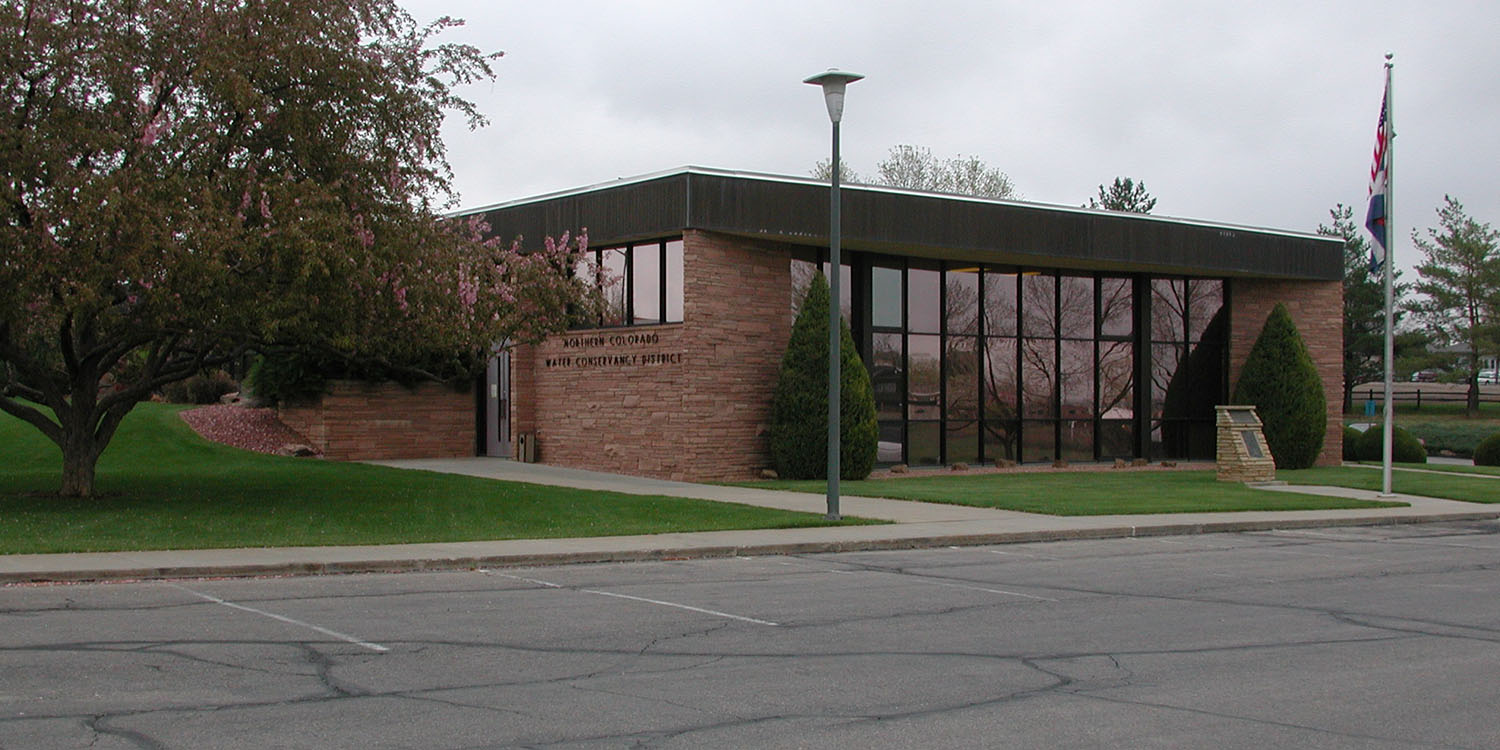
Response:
[180, 404, 321, 457]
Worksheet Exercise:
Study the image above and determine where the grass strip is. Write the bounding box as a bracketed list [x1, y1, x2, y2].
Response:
[1300, 465, 1500, 503]
[739, 470, 1405, 516]
[0, 404, 871, 555]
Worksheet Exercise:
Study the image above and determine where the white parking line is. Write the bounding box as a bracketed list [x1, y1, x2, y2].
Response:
[167, 583, 389, 653]
[916, 579, 1058, 602]
[490, 573, 779, 626]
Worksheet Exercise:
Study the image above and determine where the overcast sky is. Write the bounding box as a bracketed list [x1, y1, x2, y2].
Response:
[407, 0, 1499, 271]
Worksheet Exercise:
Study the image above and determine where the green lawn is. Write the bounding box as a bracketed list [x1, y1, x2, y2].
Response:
[0, 403, 868, 554]
[741, 470, 1407, 516]
[1296, 464, 1500, 503]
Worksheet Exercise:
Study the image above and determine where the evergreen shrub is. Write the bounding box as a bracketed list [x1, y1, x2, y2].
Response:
[1472, 433, 1500, 466]
[769, 272, 878, 480]
[1230, 303, 1326, 469]
[1354, 424, 1428, 463]
[1342, 426, 1363, 461]
[245, 354, 329, 406]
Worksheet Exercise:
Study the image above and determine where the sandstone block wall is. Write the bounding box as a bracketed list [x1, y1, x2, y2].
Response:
[278, 380, 474, 461]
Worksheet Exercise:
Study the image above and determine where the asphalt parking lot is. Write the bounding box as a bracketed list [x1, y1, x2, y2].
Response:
[3, 521, 1499, 749]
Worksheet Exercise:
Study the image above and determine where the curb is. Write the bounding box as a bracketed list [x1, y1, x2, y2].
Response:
[5, 508, 1497, 585]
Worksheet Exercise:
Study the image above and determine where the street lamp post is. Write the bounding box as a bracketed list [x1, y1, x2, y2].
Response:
[804, 68, 863, 521]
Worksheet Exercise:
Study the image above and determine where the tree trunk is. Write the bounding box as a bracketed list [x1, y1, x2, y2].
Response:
[59, 436, 101, 498]
[1468, 379, 1480, 417]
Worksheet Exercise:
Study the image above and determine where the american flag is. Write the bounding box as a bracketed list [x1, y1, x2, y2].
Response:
[1365, 84, 1390, 273]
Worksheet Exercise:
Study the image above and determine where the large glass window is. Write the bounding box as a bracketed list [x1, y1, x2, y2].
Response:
[572, 238, 684, 329]
[665, 240, 684, 322]
[787, 251, 1223, 466]
[946, 269, 980, 335]
[984, 271, 1018, 337]
[908, 265, 941, 334]
[871, 266, 903, 329]
[633, 244, 661, 325]
[1150, 278, 1226, 460]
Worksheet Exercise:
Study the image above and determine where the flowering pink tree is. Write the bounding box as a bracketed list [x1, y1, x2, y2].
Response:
[0, 0, 593, 497]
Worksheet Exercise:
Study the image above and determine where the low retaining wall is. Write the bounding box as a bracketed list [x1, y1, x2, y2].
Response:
[278, 380, 474, 461]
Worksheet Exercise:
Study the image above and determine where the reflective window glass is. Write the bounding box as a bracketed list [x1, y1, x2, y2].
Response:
[1060, 340, 1094, 417]
[632, 243, 661, 325]
[1100, 277, 1132, 338]
[908, 422, 941, 466]
[1061, 419, 1093, 462]
[1098, 341, 1134, 419]
[1151, 279, 1185, 341]
[983, 419, 1018, 463]
[1022, 273, 1056, 338]
[878, 421, 905, 463]
[1187, 279, 1224, 343]
[946, 421, 980, 466]
[907, 334, 941, 421]
[872, 266, 903, 329]
[871, 333, 904, 421]
[983, 337, 1018, 424]
[1020, 337, 1056, 418]
[983, 271, 1017, 336]
[945, 268, 980, 335]
[790, 259, 818, 315]
[1098, 420, 1134, 459]
[1150, 342, 1183, 417]
[601, 248, 628, 327]
[665, 240, 684, 322]
[908, 266, 941, 334]
[1022, 421, 1056, 462]
[1058, 276, 1094, 339]
[945, 335, 980, 420]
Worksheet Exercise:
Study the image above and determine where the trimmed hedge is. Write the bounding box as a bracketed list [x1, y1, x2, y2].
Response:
[1353, 424, 1427, 463]
[1342, 426, 1362, 461]
[1474, 433, 1500, 466]
[1231, 303, 1326, 469]
[769, 272, 878, 480]
[1403, 422, 1495, 459]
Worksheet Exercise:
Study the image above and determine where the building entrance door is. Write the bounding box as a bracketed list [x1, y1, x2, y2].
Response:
[484, 351, 511, 457]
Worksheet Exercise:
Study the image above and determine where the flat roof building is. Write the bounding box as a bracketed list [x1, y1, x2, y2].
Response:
[285, 167, 1345, 480]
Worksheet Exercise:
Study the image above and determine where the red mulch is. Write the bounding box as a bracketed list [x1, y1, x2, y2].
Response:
[179, 404, 319, 456]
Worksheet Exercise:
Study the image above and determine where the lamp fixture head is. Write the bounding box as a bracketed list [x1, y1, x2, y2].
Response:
[803, 68, 864, 124]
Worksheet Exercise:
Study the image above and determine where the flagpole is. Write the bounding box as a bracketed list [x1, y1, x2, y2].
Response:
[1380, 54, 1396, 497]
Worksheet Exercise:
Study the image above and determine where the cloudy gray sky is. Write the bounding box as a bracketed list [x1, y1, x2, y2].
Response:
[408, 0, 1499, 270]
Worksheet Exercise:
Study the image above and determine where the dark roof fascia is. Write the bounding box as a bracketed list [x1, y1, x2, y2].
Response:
[466, 167, 1341, 281]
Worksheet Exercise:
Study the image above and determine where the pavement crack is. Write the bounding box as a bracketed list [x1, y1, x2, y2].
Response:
[84, 714, 166, 750]
[300, 643, 367, 698]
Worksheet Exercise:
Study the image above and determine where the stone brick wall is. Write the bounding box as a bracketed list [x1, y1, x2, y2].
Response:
[1227, 279, 1344, 466]
[278, 380, 474, 461]
[511, 229, 793, 481]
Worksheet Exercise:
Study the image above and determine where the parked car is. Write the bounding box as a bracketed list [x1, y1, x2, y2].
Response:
[1410, 369, 1441, 382]
[1479, 369, 1499, 385]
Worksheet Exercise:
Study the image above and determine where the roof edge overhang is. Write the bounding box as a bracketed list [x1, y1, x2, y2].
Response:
[464, 167, 1342, 282]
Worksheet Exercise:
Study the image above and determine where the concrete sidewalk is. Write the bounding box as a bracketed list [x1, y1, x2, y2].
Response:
[3, 458, 1497, 584]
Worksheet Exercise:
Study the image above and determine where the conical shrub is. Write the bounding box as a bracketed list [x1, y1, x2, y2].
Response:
[1231, 303, 1326, 469]
[769, 272, 878, 479]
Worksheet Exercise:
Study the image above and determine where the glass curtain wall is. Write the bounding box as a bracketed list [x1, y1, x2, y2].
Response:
[791, 250, 1225, 466]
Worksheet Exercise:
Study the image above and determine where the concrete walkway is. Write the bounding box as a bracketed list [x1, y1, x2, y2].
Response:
[3, 458, 1497, 584]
